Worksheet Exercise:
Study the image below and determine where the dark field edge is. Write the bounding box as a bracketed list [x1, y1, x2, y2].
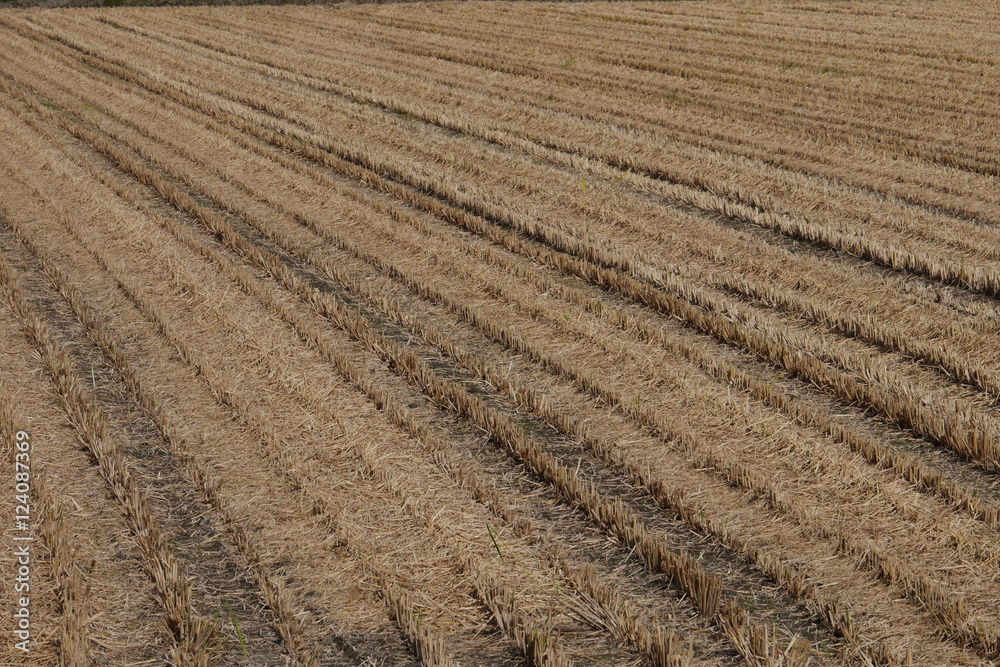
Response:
[0, 0, 596, 11]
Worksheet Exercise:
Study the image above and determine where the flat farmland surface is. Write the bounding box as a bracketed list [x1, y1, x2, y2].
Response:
[2, 1, 1000, 665]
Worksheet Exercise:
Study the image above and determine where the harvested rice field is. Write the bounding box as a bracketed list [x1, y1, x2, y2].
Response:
[2, 1, 1000, 665]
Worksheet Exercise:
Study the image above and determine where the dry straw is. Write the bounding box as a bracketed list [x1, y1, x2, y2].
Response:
[0, 385, 89, 665]
[0, 240, 214, 665]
